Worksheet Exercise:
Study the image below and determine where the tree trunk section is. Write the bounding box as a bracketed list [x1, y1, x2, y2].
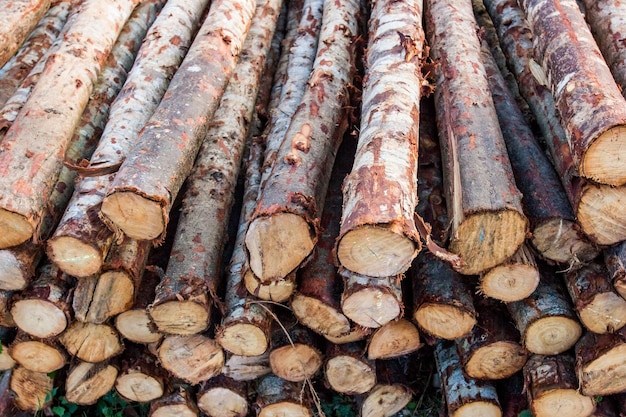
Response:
[65, 359, 119, 406]
[156, 334, 224, 385]
[497, 373, 528, 417]
[0, 290, 16, 327]
[115, 343, 167, 403]
[255, 374, 312, 417]
[149, 385, 199, 417]
[575, 326, 626, 396]
[359, 356, 414, 417]
[524, 353, 596, 417]
[456, 297, 528, 380]
[341, 271, 403, 329]
[604, 242, 626, 301]
[507, 265, 582, 355]
[222, 352, 271, 382]
[268, 324, 323, 382]
[324, 341, 376, 395]
[0, 0, 51, 68]
[426, 0, 528, 275]
[367, 318, 421, 360]
[479, 244, 540, 302]
[197, 375, 249, 417]
[9, 331, 67, 373]
[9, 365, 54, 411]
[59, 321, 124, 363]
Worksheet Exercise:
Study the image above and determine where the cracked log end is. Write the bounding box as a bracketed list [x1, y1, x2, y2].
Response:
[577, 184, 626, 245]
[361, 384, 413, 417]
[525, 316, 582, 355]
[581, 125, 626, 186]
[336, 226, 417, 277]
[59, 322, 123, 363]
[243, 269, 295, 302]
[0, 209, 33, 249]
[217, 323, 268, 356]
[579, 344, 626, 396]
[115, 372, 164, 403]
[579, 292, 626, 334]
[47, 236, 103, 277]
[480, 264, 539, 302]
[149, 300, 209, 335]
[65, 362, 118, 406]
[11, 299, 67, 338]
[325, 356, 376, 395]
[291, 294, 351, 338]
[10, 366, 53, 411]
[101, 191, 164, 241]
[412, 303, 476, 340]
[342, 287, 401, 329]
[157, 334, 224, 385]
[115, 309, 162, 344]
[531, 218, 598, 265]
[323, 326, 370, 344]
[464, 341, 528, 380]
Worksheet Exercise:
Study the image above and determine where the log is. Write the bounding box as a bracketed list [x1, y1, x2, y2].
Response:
[479, 244, 540, 302]
[100, 0, 257, 242]
[367, 318, 421, 360]
[0, 0, 137, 249]
[497, 373, 528, 417]
[426, 0, 528, 275]
[341, 272, 403, 329]
[244, 0, 359, 283]
[359, 357, 414, 417]
[0, 330, 16, 371]
[565, 261, 626, 334]
[0, 291, 16, 328]
[519, 0, 626, 187]
[255, 374, 311, 417]
[507, 265, 582, 355]
[456, 297, 528, 380]
[575, 326, 626, 396]
[244, 269, 296, 302]
[0, 0, 51, 68]
[268, 324, 323, 382]
[435, 339, 502, 417]
[59, 321, 124, 363]
[523, 353, 596, 417]
[149, 385, 199, 417]
[47, 0, 210, 278]
[65, 360, 119, 406]
[10, 263, 72, 338]
[157, 334, 224, 385]
[9, 365, 54, 411]
[604, 242, 626, 301]
[323, 326, 371, 345]
[324, 341, 376, 395]
[222, 352, 272, 382]
[197, 375, 249, 417]
[8, 331, 67, 373]
[149, 0, 283, 336]
[115, 343, 167, 403]
[483, 0, 626, 246]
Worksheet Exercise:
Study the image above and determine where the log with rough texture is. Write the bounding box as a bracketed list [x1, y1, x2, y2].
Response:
[0, 0, 137, 249]
[8, 331, 67, 373]
[524, 353, 596, 417]
[255, 374, 311, 417]
[0, 290, 16, 327]
[367, 318, 421, 360]
[324, 341, 376, 395]
[244, 269, 296, 302]
[456, 297, 528, 380]
[47, 0, 210, 278]
[519, 0, 626, 187]
[222, 352, 272, 382]
[115, 343, 167, 403]
[0, 0, 72, 106]
[149, 385, 199, 417]
[565, 261, 626, 334]
[435, 339, 502, 417]
[507, 267, 582, 355]
[484, 0, 626, 246]
[359, 356, 414, 417]
[59, 321, 124, 363]
[197, 375, 249, 417]
[150, 0, 283, 336]
[341, 271, 403, 329]
[10, 365, 54, 411]
[101, 0, 257, 242]
[323, 325, 371, 345]
[0, 328, 16, 371]
[157, 334, 224, 385]
[480, 34, 597, 266]
[479, 244, 540, 302]
[268, 324, 323, 382]
[575, 326, 626, 396]
[604, 242, 626, 301]
[245, 0, 359, 283]
[65, 360, 119, 406]
[497, 373, 528, 417]
[426, 0, 527, 275]
[335, 0, 423, 278]
[0, 0, 51, 68]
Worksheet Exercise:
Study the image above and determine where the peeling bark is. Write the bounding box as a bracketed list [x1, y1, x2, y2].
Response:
[0, 0, 51, 68]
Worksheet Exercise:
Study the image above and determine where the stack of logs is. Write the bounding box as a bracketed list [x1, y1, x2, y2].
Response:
[2, 0, 626, 416]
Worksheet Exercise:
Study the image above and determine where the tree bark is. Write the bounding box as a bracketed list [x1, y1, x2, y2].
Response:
[524, 353, 596, 417]
[507, 266, 582, 355]
[479, 244, 540, 302]
[156, 334, 224, 385]
[426, 0, 528, 275]
[8, 331, 67, 373]
[341, 271, 403, 329]
[0, 327, 17, 371]
[255, 374, 311, 417]
[0, 290, 16, 327]
[197, 375, 249, 417]
[358, 356, 414, 417]
[9, 365, 54, 411]
[59, 321, 124, 363]
[47, 0, 210, 278]
[324, 341, 376, 395]
[115, 343, 167, 403]
[0, 0, 51, 68]
[222, 351, 271, 382]
[335, 0, 423, 278]
[65, 360, 119, 406]
[575, 326, 626, 396]
[519, 0, 626, 187]
[0, 0, 137, 249]
[101, 0, 257, 242]
[604, 242, 626, 301]
[149, 385, 199, 417]
[497, 373, 528, 417]
[367, 318, 421, 360]
[268, 324, 323, 382]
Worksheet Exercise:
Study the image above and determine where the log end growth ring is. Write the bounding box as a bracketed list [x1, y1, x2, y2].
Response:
[66, 362, 119, 406]
[454, 402, 502, 417]
[530, 218, 599, 265]
[413, 303, 476, 340]
[149, 300, 210, 335]
[532, 389, 595, 417]
[577, 184, 626, 245]
[579, 292, 626, 334]
[580, 344, 626, 396]
[11, 299, 67, 338]
[325, 356, 376, 394]
[336, 226, 417, 277]
[360, 384, 413, 417]
[217, 323, 269, 356]
[47, 236, 103, 278]
[115, 372, 164, 403]
[268, 344, 323, 382]
[0, 250, 27, 290]
[479, 264, 540, 302]
[342, 287, 401, 329]
[524, 316, 582, 355]
[291, 294, 351, 337]
[243, 269, 295, 302]
[0, 208, 33, 249]
[323, 326, 370, 344]
[101, 191, 164, 241]
[581, 125, 626, 186]
[115, 310, 162, 344]
[197, 387, 248, 417]
[10, 341, 66, 373]
[464, 341, 528, 380]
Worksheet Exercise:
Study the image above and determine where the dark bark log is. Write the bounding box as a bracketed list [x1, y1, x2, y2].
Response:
[367, 318, 421, 360]
[575, 326, 626, 396]
[0, 291, 16, 328]
[269, 323, 323, 382]
[497, 373, 528, 417]
[197, 375, 249, 417]
[255, 374, 311, 417]
[59, 321, 124, 363]
[479, 244, 540, 302]
[358, 356, 414, 417]
[9, 365, 54, 411]
[604, 242, 626, 301]
[149, 384, 199, 417]
[8, 330, 67, 373]
[324, 341, 375, 395]
[65, 359, 119, 406]
[341, 271, 403, 329]
[115, 343, 168, 403]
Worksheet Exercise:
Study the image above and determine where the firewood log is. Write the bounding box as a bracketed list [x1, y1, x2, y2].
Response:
[101, 0, 257, 242]
[507, 265, 582, 355]
[519, 0, 626, 187]
[59, 321, 124, 363]
[323, 326, 371, 345]
[0, 327, 16, 371]
[0, 0, 51, 68]
[575, 326, 626, 396]
[367, 318, 421, 360]
[359, 356, 414, 417]
[47, 0, 210, 278]
[157, 334, 224, 385]
[9, 365, 54, 411]
[10, 263, 72, 338]
[483, 0, 626, 246]
[149, 384, 199, 417]
[197, 375, 249, 417]
[456, 297, 528, 380]
[565, 262, 626, 334]
[0, 369, 14, 415]
[0, 0, 138, 249]
[523, 353, 596, 417]
[268, 323, 323, 382]
[149, 0, 283, 337]
[479, 245, 539, 302]
[497, 373, 528, 417]
[435, 339, 502, 417]
[255, 374, 311, 417]
[0, 291, 16, 328]
[604, 242, 626, 301]
[222, 352, 272, 382]
[590, 397, 620, 417]
[324, 341, 376, 395]
[8, 330, 67, 373]
[114, 342, 168, 403]
[65, 359, 119, 406]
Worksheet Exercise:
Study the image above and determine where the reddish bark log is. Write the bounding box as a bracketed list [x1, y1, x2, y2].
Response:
[575, 326, 626, 396]
[0, 0, 51, 68]
[197, 375, 249, 417]
[255, 374, 311, 417]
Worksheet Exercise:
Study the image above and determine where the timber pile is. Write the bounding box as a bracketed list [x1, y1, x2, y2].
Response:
[3, 0, 626, 416]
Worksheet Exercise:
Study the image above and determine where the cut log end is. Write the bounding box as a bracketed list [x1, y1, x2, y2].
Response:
[579, 292, 626, 334]
[197, 387, 248, 417]
[59, 322, 123, 363]
[83, 271, 135, 323]
[578, 185, 626, 245]
[10, 341, 66, 373]
[342, 287, 401, 329]
[579, 344, 626, 396]
[101, 191, 164, 241]
[413, 303, 477, 340]
[218, 323, 268, 356]
[581, 125, 626, 186]
[157, 335, 224, 385]
[149, 301, 210, 335]
[530, 218, 599, 265]
[479, 264, 540, 302]
[323, 326, 371, 344]
[47, 236, 103, 277]
[451, 210, 527, 275]
[0, 209, 33, 249]
[336, 226, 417, 277]
[454, 402, 502, 417]
[0, 342, 16, 370]
[152, 405, 198, 417]
[0, 251, 27, 290]
[115, 309, 163, 344]
[245, 213, 315, 282]
[464, 341, 528, 380]
[532, 389, 595, 417]
[259, 403, 311, 417]
[11, 299, 67, 338]
[291, 294, 351, 337]
[361, 384, 413, 417]
[269, 344, 323, 382]
[244, 269, 295, 302]
[10, 367, 53, 411]
[325, 356, 376, 395]
[65, 362, 118, 406]
[525, 316, 582, 355]
[367, 319, 421, 360]
[115, 372, 164, 403]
